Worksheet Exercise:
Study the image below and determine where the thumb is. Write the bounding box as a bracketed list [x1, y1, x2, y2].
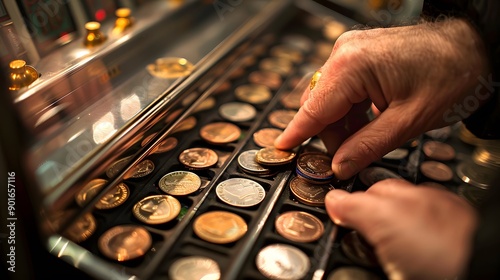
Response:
[332, 106, 415, 180]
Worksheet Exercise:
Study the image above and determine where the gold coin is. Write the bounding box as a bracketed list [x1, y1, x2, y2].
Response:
[193, 211, 248, 244]
[255, 147, 296, 166]
[75, 179, 108, 207]
[63, 212, 96, 243]
[95, 182, 130, 210]
[178, 147, 218, 169]
[133, 195, 181, 224]
[270, 45, 303, 63]
[234, 84, 272, 104]
[259, 57, 293, 76]
[98, 225, 151, 261]
[159, 171, 201, 195]
[289, 177, 334, 207]
[248, 71, 282, 90]
[310, 70, 322, 90]
[106, 156, 132, 178]
[268, 109, 296, 129]
[200, 122, 241, 145]
[253, 128, 283, 148]
[275, 211, 324, 243]
[125, 159, 155, 179]
[147, 57, 193, 79]
[171, 116, 197, 134]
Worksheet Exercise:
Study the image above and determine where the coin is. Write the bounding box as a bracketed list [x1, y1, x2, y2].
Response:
[281, 34, 313, 52]
[133, 195, 181, 224]
[200, 122, 241, 145]
[219, 102, 257, 122]
[147, 57, 193, 79]
[75, 179, 108, 207]
[95, 182, 130, 210]
[270, 45, 303, 63]
[159, 171, 201, 196]
[141, 133, 158, 147]
[358, 167, 403, 187]
[106, 156, 132, 178]
[341, 231, 379, 268]
[275, 211, 324, 243]
[248, 71, 282, 90]
[229, 66, 245, 79]
[422, 140, 456, 161]
[289, 177, 334, 207]
[169, 256, 220, 280]
[153, 137, 178, 154]
[296, 152, 334, 180]
[237, 150, 272, 176]
[171, 116, 197, 134]
[193, 211, 248, 244]
[234, 84, 272, 104]
[382, 148, 409, 160]
[255, 147, 297, 166]
[213, 80, 231, 95]
[193, 97, 216, 113]
[280, 90, 302, 109]
[327, 267, 382, 280]
[98, 225, 151, 261]
[216, 178, 266, 207]
[259, 57, 293, 76]
[256, 243, 310, 280]
[126, 159, 155, 179]
[420, 161, 454, 182]
[63, 213, 96, 243]
[178, 147, 218, 169]
[253, 128, 283, 148]
[268, 109, 296, 129]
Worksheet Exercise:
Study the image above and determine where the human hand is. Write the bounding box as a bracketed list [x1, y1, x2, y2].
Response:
[275, 19, 488, 179]
[326, 179, 478, 280]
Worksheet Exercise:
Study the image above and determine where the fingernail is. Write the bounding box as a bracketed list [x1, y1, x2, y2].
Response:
[336, 160, 359, 180]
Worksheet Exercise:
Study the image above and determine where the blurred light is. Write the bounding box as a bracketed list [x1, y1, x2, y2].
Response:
[95, 9, 107, 22]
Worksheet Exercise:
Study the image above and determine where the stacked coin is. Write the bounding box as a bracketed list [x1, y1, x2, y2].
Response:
[193, 211, 248, 244]
[296, 152, 335, 184]
[178, 147, 218, 170]
[289, 177, 334, 207]
[98, 225, 152, 261]
[255, 147, 297, 166]
[200, 122, 241, 145]
[237, 150, 274, 177]
[275, 211, 324, 243]
[133, 194, 181, 224]
[256, 243, 310, 280]
[216, 178, 266, 207]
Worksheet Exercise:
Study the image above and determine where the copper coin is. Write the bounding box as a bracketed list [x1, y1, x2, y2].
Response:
[422, 140, 456, 161]
[200, 122, 241, 145]
[259, 57, 293, 76]
[296, 152, 334, 180]
[289, 177, 334, 207]
[98, 225, 152, 261]
[95, 182, 130, 210]
[213, 80, 231, 95]
[358, 167, 403, 187]
[237, 150, 272, 175]
[268, 109, 296, 129]
[63, 213, 96, 243]
[126, 159, 155, 179]
[229, 66, 245, 79]
[420, 161, 454, 182]
[248, 71, 282, 90]
[341, 231, 379, 268]
[141, 132, 158, 147]
[169, 256, 221, 280]
[256, 243, 310, 280]
[253, 128, 283, 148]
[193, 211, 248, 244]
[255, 147, 296, 166]
[153, 137, 178, 154]
[178, 148, 218, 169]
[106, 156, 132, 178]
[171, 116, 197, 134]
[159, 171, 201, 196]
[270, 45, 303, 63]
[275, 211, 324, 243]
[215, 178, 266, 207]
[75, 179, 108, 207]
[280, 90, 302, 110]
[234, 84, 272, 105]
[133, 195, 181, 224]
[219, 102, 257, 122]
[327, 267, 382, 280]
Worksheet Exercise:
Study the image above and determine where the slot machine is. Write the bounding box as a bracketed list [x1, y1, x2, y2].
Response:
[1, 0, 497, 279]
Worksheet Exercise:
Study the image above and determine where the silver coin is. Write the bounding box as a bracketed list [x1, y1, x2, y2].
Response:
[159, 171, 202, 196]
[327, 267, 381, 280]
[216, 178, 265, 207]
[219, 102, 257, 122]
[256, 243, 310, 280]
[382, 148, 409, 160]
[237, 150, 271, 175]
[359, 167, 403, 187]
[169, 256, 220, 280]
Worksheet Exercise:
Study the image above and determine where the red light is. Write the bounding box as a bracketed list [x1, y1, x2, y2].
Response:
[95, 9, 107, 22]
